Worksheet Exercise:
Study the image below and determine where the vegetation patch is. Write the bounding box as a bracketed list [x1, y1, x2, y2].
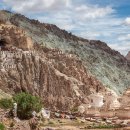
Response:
[0, 123, 5, 130]
[13, 92, 43, 119]
[0, 98, 13, 109]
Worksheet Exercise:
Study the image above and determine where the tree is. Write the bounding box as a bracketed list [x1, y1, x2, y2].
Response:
[13, 92, 42, 119]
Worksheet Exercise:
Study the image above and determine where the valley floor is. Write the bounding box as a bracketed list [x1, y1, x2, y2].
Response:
[39, 118, 127, 130]
[1, 115, 129, 130]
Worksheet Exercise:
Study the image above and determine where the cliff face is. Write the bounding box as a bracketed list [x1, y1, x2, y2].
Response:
[0, 10, 129, 94]
[126, 51, 130, 61]
[119, 88, 130, 110]
[0, 22, 107, 110]
[0, 10, 130, 110]
[0, 24, 33, 50]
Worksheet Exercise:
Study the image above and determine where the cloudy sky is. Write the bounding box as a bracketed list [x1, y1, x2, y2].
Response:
[0, 0, 130, 55]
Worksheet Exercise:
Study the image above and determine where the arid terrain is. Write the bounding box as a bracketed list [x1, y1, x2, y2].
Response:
[0, 10, 130, 130]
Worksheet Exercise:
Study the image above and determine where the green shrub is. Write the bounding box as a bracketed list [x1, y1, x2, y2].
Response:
[13, 92, 42, 119]
[0, 98, 13, 109]
[0, 123, 5, 130]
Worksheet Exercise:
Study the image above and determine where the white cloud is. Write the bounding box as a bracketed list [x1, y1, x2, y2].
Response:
[78, 31, 101, 39]
[75, 5, 114, 20]
[2, 0, 114, 19]
[109, 42, 130, 55]
[118, 34, 130, 41]
[3, 0, 71, 13]
[124, 17, 130, 26]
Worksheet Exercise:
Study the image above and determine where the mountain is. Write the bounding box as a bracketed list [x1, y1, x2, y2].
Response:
[126, 51, 130, 61]
[0, 10, 130, 110]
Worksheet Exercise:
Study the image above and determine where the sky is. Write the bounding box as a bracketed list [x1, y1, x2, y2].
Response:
[0, 0, 130, 55]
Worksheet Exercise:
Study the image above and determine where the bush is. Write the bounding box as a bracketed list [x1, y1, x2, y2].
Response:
[13, 92, 42, 119]
[0, 123, 5, 130]
[0, 98, 13, 109]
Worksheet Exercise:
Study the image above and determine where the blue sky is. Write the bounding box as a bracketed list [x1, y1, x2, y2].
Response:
[0, 0, 130, 55]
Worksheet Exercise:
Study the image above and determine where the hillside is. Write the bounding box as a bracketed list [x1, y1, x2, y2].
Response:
[0, 20, 108, 110]
[0, 10, 130, 99]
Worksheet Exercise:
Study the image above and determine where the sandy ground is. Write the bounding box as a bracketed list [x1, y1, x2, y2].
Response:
[42, 126, 125, 130]
[40, 119, 125, 130]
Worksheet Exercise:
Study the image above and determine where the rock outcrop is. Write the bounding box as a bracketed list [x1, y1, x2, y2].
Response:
[119, 88, 130, 109]
[103, 88, 120, 110]
[0, 10, 130, 110]
[0, 10, 129, 94]
[0, 22, 107, 110]
[0, 24, 33, 50]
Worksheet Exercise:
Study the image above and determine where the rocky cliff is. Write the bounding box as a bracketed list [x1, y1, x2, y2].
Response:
[0, 10, 129, 94]
[0, 21, 107, 110]
[0, 10, 130, 110]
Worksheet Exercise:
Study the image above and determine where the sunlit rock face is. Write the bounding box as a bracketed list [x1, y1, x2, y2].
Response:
[119, 88, 130, 109]
[88, 93, 104, 108]
[0, 24, 33, 50]
[0, 10, 130, 94]
[103, 89, 120, 110]
[109, 100, 120, 110]
[78, 105, 85, 114]
[0, 10, 130, 111]
[115, 88, 130, 119]
[0, 22, 107, 110]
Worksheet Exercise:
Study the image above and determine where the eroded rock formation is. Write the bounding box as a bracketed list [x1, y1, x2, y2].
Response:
[3, 10, 130, 94]
[0, 10, 130, 111]
[0, 22, 107, 110]
[0, 24, 33, 50]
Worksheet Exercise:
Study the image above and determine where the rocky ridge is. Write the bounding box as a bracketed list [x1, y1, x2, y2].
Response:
[0, 22, 107, 110]
[0, 10, 129, 94]
[0, 10, 130, 109]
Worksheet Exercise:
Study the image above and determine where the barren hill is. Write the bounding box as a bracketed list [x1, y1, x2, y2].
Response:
[0, 10, 130, 109]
